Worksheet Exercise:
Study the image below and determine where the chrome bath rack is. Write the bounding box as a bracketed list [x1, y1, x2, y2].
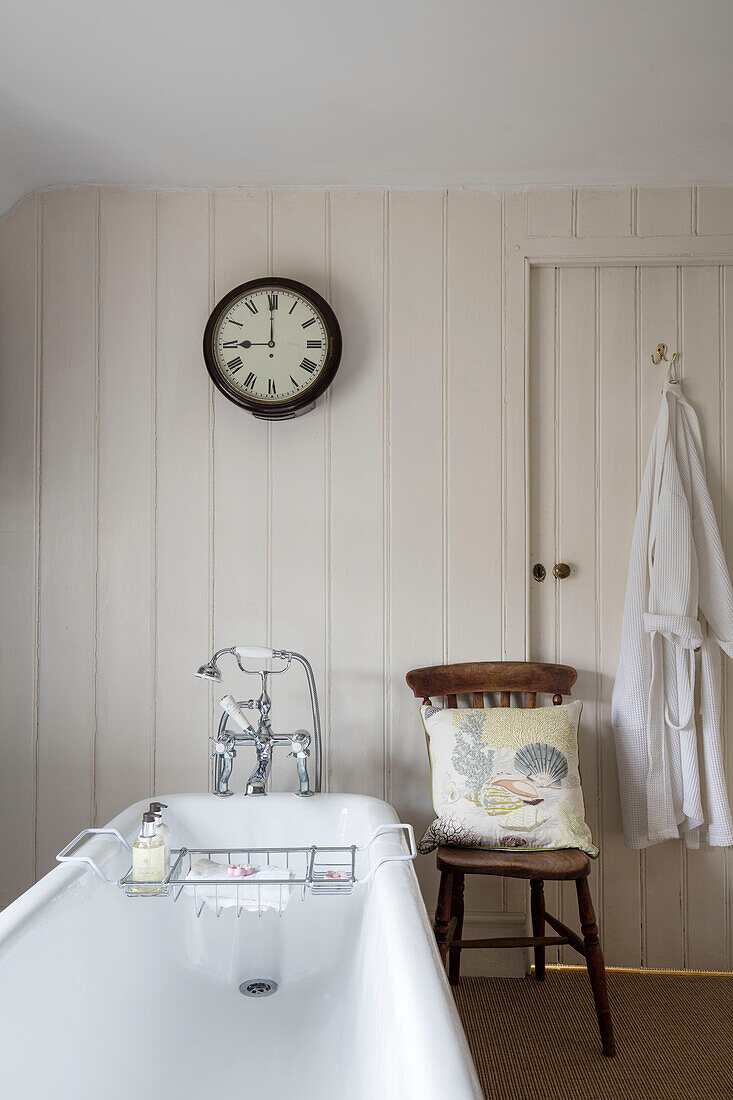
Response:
[57, 823, 416, 918]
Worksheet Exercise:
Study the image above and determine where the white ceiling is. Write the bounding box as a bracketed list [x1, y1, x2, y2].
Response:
[1, 0, 732, 215]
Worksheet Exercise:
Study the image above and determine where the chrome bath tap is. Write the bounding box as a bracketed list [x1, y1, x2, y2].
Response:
[195, 645, 321, 797]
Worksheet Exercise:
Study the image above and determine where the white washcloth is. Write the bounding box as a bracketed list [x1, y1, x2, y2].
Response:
[185, 858, 293, 913]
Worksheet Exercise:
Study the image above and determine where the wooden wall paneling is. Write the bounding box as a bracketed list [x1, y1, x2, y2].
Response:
[6, 182, 733, 969]
[724, 265, 733, 971]
[680, 264, 728, 970]
[154, 192, 213, 795]
[387, 190, 445, 904]
[576, 189, 632, 238]
[96, 190, 155, 824]
[697, 187, 733, 237]
[636, 188, 693, 238]
[446, 189, 504, 914]
[529, 266, 558, 664]
[446, 190, 503, 664]
[503, 191, 530, 665]
[210, 190, 270, 791]
[526, 189, 573, 238]
[597, 265, 643, 966]
[0, 197, 39, 902]
[528, 264, 561, 954]
[327, 190, 386, 795]
[36, 189, 98, 874]
[269, 190, 329, 791]
[638, 263, 685, 968]
[503, 193, 533, 928]
[556, 266, 600, 960]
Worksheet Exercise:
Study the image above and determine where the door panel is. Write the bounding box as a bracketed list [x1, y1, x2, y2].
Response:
[637, 266, 685, 968]
[529, 262, 733, 970]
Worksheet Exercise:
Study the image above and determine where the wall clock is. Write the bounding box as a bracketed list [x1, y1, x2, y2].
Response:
[203, 277, 342, 420]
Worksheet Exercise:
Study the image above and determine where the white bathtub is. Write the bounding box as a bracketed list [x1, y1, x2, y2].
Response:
[0, 793, 482, 1100]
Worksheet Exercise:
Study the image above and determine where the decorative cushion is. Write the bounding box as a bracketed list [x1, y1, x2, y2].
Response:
[419, 701, 598, 857]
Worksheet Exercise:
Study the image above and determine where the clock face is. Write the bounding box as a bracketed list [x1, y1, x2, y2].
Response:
[203, 278, 341, 419]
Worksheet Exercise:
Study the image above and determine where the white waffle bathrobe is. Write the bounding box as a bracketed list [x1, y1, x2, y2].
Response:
[612, 368, 733, 849]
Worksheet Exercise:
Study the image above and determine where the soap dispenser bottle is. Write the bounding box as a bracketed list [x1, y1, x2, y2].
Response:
[131, 812, 165, 895]
[149, 801, 170, 874]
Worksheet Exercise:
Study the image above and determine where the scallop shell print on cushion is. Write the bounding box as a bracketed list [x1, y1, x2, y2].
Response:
[514, 743, 568, 787]
[419, 699, 598, 857]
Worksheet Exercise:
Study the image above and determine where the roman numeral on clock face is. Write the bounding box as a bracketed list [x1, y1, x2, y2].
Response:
[222, 340, 238, 348]
[244, 299, 258, 315]
[300, 358, 317, 374]
[306, 340, 322, 348]
[268, 379, 277, 395]
[227, 357, 243, 372]
[244, 371, 257, 390]
[301, 317, 316, 329]
[268, 293, 278, 311]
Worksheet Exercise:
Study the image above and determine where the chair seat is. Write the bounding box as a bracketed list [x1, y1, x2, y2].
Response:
[436, 845, 590, 880]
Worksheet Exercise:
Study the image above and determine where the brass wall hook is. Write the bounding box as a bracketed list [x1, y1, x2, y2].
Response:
[651, 343, 679, 381]
[651, 343, 678, 367]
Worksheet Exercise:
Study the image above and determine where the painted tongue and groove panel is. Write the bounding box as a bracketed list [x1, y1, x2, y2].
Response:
[36, 189, 98, 877]
[530, 254, 733, 972]
[0, 195, 38, 903]
[328, 189, 386, 798]
[154, 192, 212, 797]
[210, 189, 270, 792]
[269, 191, 329, 793]
[96, 189, 156, 825]
[638, 264, 686, 970]
[5, 183, 733, 973]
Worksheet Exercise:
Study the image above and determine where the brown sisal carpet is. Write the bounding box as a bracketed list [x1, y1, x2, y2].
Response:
[454, 970, 733, 1100]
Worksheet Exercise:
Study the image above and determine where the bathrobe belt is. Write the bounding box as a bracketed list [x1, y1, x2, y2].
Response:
[643, 613, 703, 842]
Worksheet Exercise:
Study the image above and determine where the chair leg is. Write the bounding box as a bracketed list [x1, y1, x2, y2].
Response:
[575, 876, 616, 1057]
[434, 870, 454, 967]
[529, 877, 546, 981]
[448, 873, 465, 986]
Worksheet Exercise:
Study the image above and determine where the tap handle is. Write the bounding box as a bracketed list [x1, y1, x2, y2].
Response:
[288, 730, 311, 758]
[210, 739, 235, 765]
[210, 736, 236, 758]
[219, 695, 256, 735]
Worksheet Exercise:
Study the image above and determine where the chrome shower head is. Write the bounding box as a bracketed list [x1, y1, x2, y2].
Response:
[196, 645, 286, 684]
[195, 660, 223, 682]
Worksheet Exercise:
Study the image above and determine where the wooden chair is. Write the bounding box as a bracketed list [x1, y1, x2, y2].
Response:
[405, 660, 615, 1058]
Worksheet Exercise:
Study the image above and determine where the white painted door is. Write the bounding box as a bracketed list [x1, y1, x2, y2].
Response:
[529, 263, 733, 971]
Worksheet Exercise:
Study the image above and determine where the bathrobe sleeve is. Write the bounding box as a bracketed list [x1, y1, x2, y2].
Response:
[680, 401, 733, 845]
[681, 401, 733, 658]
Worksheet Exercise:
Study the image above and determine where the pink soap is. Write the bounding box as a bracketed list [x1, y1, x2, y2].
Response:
[227, 865, 246, 877]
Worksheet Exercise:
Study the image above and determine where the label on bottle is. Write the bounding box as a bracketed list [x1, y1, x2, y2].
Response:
[132, 843, 165, 882]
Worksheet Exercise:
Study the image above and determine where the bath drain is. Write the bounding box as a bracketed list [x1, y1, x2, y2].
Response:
[239, 979, 278, 997]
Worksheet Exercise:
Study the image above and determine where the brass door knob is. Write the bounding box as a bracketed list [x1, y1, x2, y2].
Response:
[553, 562, 571, 579]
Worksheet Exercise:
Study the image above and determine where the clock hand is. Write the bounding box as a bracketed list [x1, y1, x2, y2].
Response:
[239, 340, 270, 348]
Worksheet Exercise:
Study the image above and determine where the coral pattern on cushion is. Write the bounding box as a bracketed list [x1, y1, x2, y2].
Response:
[419, 700, 598, 857]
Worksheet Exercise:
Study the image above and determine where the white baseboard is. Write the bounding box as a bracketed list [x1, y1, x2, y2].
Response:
[450, 911, 529, 978]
